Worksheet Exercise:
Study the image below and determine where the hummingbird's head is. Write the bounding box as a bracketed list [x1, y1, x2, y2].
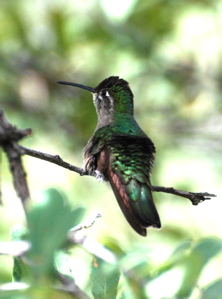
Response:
[58, 76, 134, 123]
[94, 76, 134, 116]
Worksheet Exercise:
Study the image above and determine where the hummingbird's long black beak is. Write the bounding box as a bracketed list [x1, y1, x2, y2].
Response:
[58, 81, 95, 93]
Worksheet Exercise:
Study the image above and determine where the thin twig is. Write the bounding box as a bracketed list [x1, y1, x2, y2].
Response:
[17, 145, 216, 206]
[67, 214, 116, 263]
[0, 109, 217, 206]
[69, 213, 102, 233]
[18, 145, 85, 175]
[151, 185, 216, 205]
[68, 232, 116, 264]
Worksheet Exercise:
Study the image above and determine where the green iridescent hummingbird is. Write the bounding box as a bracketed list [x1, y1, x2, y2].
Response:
[58, 76, 161, 236]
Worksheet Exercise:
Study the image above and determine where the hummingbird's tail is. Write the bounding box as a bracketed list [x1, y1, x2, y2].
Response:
[108, 166, 161, 236]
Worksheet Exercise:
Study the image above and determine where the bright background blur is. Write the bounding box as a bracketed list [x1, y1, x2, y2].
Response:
[0, 0, 222, 298]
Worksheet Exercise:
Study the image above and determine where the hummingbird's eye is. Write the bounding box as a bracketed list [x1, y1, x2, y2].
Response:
[101, 90, 110, 97]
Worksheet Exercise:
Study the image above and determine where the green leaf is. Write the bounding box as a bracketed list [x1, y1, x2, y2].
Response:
[54, 250, 73, 279]
[155, 241, 192, 275]
[26, 188, 85, 279]
[176, 238, 222, 298]
[120, 248, 154, 298]
[91, 257, 120, 299]
[11, 224, 27, 242]
[10, 224, 29, 282]
[202, 279, 222, 299]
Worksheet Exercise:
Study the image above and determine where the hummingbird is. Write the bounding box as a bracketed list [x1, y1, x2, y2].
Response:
[58, 76, 161, 236]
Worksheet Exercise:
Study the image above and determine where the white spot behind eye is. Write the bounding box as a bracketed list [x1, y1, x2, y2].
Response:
[105, 91, 110, 97]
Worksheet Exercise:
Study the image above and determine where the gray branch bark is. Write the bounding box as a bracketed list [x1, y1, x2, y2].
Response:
[0, 109, 216, 208]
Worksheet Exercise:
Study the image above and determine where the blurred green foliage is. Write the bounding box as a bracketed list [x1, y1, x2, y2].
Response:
[0, 0, 222, 298]
[1, 189, 222, 298]
[91, 256, 120, 299]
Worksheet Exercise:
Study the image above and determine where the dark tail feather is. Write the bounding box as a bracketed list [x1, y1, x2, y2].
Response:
[108, 167, 146, 236]
[130, 183, 161, 228]
[108, 167, 160, 236]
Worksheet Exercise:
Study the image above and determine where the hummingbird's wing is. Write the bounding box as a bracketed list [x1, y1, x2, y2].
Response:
[105, 136, 161, 236]
[83, 126, 112, 176]
[84, 130, 161, 236]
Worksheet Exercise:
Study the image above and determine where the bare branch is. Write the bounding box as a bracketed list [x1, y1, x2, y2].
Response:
[3, 143, 30, 208]
[0, 110, 32, 143]
[151, 185, 216, 205]
[0, 110, 31, 208]
[69, 213, 102, 233]
[17, 145, 85, 176]
[0, 109, 216, 207]
[17, 144, 216, 206]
